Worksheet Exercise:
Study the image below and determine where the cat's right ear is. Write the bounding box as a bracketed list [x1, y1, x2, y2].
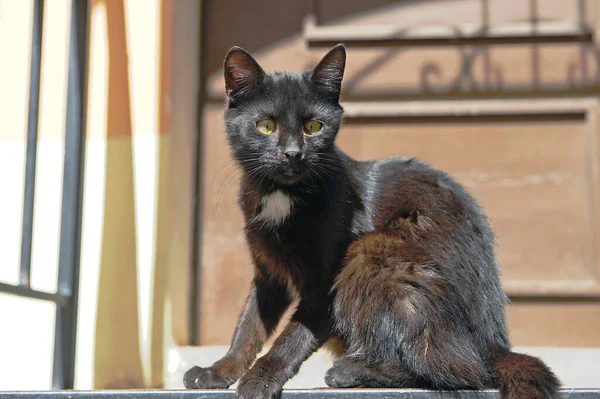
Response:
[224, 46, 265, 100]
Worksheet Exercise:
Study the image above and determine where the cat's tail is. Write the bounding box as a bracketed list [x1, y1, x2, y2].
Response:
[488, 346, 561, 399]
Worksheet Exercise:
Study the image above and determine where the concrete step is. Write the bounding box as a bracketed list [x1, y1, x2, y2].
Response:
[2, 388, 600, 399]
[166, 346, 600, 390]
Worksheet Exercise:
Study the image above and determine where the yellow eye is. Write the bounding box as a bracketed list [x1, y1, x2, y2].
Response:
[304, 120, 322, 135]
[256, 119, 275, 135]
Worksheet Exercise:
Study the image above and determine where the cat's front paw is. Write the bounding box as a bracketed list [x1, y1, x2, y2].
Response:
[236, 374, 282, 399]
[183, 366, 232, 389]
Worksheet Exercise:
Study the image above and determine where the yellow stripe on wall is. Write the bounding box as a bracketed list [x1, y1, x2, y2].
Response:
[75, 0, 173, 389]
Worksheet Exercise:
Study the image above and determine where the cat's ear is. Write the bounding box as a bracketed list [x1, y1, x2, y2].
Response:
[224, 46, 265, 99]
[310, 44, 346, 99]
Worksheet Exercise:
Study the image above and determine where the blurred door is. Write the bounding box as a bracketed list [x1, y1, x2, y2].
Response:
[196, 0, 600, 348]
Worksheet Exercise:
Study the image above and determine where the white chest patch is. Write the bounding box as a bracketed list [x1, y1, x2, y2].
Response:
[253, 190, 293, 227]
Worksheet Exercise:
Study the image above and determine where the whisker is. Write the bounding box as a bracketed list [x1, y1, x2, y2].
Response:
[216, 166, 242, 204]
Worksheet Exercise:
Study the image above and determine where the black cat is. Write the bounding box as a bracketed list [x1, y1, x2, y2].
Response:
[183, 44, 560, 399]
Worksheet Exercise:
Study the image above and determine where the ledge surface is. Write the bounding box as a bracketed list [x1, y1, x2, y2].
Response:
[303, 16, 594, 48]
[2, 389, 600, 399]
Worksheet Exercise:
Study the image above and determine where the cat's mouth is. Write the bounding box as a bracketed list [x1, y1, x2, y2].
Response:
[275, 166, 308, 185]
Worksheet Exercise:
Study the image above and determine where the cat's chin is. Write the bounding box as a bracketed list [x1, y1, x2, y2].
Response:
[273, 171, 308, 186]
[274, 176, 305, 186]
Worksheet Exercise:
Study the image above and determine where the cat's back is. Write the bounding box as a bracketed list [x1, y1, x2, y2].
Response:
[349, 154, 494, 247]
[346, 153, 506, 329]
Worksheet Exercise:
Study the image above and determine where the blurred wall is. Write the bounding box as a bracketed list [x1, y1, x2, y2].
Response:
[0, 0, 198, 389]
[196, 0, 600, 349]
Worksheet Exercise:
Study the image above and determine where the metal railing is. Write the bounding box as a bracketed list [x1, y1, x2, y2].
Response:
[0, 0, 89, 390]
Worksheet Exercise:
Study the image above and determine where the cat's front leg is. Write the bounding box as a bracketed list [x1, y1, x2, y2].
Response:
[236, 299, 330, 399]
[183, 277, 291, 389]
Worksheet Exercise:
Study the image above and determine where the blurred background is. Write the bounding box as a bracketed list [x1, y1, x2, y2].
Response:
[0, 0, 599, 392]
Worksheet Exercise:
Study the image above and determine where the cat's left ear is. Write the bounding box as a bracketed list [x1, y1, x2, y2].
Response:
[310, 44, 346, 99]
[224, 46, 265, 100]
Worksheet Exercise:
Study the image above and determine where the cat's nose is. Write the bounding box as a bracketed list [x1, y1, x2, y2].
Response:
[283, 150, 302, 168]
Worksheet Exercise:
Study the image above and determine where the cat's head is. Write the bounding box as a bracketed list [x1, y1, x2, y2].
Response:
[222, 44, 346, 186]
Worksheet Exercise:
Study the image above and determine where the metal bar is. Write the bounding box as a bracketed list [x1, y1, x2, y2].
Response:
[307, 33, 594, 48]
[342, 112, 585, 125]
[508, 294, 600, 303]
[189, 0, 208, 346]
[0, 282, 68, 305]
[51, 0, 89, 390]
[19, 0, 45, 288]
[1, 389, 599, 399]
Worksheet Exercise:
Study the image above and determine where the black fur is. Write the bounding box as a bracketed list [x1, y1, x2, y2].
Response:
[183, 44, 561, 399]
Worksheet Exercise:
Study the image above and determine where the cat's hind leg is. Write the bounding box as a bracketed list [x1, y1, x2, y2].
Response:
[325, 356, 421, 388]
[332, 233, 489, 390]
